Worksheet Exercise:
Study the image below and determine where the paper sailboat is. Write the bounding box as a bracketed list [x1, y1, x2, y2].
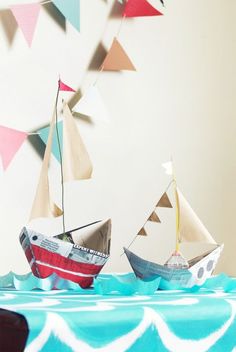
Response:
[20, 220, 111, 288]
[20, 82, 111, 288]
[124, 168, 223, 288]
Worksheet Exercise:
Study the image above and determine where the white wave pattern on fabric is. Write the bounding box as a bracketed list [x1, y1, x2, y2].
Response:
[106, 298, 199, 307]
[25, 300, 236, 352]
[149, 299, 236, 352]
[2, 298, 60, 311]
[39, 302, 114, 313]
[0, 293, 16, 300]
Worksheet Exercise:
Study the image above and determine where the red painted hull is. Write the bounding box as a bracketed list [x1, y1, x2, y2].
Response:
[20, 220, 111, 288]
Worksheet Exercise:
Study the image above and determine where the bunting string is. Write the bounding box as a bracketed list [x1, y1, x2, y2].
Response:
[123, 179, 174, 253]
[0, 0, 166, 201]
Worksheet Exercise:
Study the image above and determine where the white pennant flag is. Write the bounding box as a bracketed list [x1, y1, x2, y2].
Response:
[73, 85, 109, 123]
[162, 161, 173, 176]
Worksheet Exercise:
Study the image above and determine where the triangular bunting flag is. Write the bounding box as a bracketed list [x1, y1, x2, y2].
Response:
[10, 3, 41, 47]
[102, 37, 136, 71]
[137, 227, 148, 236]
[38, 121, 63, 163]
[59, 80, 75, 92]
[52, 0, 80, 31]
[148, 211, 161, 223]
[73, 85, 109, 122]
[0, 126, 28, 170]
[156, 192, 172, 208]
[123, 0, 163, 17]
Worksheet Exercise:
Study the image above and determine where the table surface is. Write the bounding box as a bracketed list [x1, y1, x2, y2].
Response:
[0, 284, 236, 352]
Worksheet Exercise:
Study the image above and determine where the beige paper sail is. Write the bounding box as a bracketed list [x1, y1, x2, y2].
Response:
[137, 227, 148, 236]
[62, 103, 93, 181]
[177, 189, 216, 244]
[156, 192, 172, 208]
[148, 211, 161, 223]
[29, 110, 63, 220]
[101, 37, 136, 71]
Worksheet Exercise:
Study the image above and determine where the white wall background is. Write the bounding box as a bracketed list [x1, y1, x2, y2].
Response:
[0, 0, 235, 276]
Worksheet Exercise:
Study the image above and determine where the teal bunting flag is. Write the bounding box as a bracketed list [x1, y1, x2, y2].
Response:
[52, 0, 80, 31]
[38, 120, 63, 163]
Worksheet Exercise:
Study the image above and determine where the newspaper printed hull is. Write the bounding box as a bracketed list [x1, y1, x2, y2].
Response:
[124, 245, 223, 288]
[20, 219, 111, 288]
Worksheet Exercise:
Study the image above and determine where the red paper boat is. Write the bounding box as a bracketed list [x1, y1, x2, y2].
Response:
[20, 219, 111, 288]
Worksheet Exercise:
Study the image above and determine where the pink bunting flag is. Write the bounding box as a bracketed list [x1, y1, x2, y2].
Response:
[59, 80, 76, 92]
[10, 3, 41, 47]
[123, 0, 163, 17]
[0, 126, 28, 170]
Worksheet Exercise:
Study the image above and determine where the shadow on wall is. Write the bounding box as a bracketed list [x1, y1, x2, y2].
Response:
[0, 9, 17, 46]
[42, 2, 66, 32]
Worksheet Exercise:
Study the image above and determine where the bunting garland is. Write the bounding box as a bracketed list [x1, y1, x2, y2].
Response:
[135, 190, 172, 239]
[0, 0, 167, 187]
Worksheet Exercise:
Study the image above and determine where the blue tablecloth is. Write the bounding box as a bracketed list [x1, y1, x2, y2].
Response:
[0, 275, 236, 352]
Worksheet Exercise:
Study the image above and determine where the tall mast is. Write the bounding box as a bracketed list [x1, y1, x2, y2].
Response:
[171, 159, 180, 252]
[55, 79, 66, 235]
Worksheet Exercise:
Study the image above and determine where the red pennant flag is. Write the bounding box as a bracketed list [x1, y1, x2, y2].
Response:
[59, 80, 75, 92]
[123, 0, 163, 17]
[0, 126, 28, 170]
[10, 3, 41, 47]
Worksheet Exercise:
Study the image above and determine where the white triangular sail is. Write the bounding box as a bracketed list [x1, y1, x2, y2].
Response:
[178, 189, 216, 244]
[62, 103, 93, 181]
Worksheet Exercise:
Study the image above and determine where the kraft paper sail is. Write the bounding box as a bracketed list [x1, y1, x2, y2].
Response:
[177, 189, 216, 244]
[62, 103, 93, 181]
[29, 109, 63, 220]
[10, 3, 41, 47]
[102, 38, 136, 71]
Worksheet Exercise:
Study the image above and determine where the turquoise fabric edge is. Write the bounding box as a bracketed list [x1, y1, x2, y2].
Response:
[0, 271, 236, 294]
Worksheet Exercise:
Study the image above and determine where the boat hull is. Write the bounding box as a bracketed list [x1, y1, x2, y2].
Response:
[20, 219, 111, 288]
[124, 244, 223, 288]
